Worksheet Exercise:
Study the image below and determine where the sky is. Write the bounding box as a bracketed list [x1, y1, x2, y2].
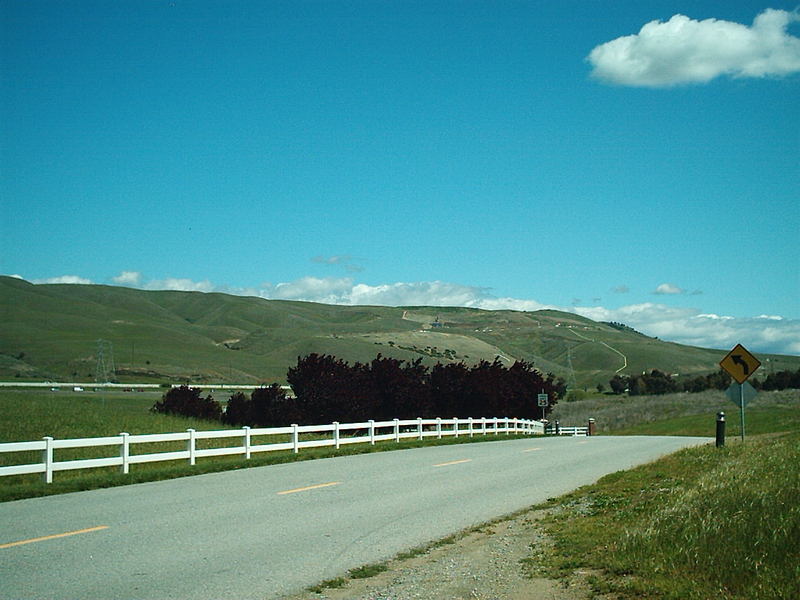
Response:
[2, 1, 799, 356]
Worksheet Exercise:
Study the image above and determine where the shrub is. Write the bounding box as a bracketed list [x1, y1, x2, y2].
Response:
[151, 385, 222, 421]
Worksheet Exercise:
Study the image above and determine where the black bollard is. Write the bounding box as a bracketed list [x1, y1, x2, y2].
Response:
[716, 412, 725, 447]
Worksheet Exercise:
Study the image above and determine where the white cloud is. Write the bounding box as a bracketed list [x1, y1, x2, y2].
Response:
[31, 275, 94, 285]
[577, 303, 800, 356]
[349, 281, 494, 308]
[257, 277, 549, 310]
[588, 8, 800, 87]
[112, 270, 144, 287]
[653, 283, 685, 295]
[144, 278, 216, 293]
[267, 276, 357, 303]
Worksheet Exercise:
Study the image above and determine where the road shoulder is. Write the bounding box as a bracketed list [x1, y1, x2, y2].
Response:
[284, 509, 591, 600]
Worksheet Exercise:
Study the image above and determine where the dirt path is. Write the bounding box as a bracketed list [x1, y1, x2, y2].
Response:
[284, 510, 591, 600]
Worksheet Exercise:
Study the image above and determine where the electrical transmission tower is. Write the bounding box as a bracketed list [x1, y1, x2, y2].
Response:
[95, 339, 116, 385]
[565, 343, 578, 390]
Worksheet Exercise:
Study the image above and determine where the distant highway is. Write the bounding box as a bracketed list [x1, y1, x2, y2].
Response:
[0, 435, 709, 599]
[0, 382, 291, 391]
[0, 382, 163, 389]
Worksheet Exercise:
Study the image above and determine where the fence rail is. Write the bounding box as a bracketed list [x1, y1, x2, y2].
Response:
[545, 424, 589, 436]
[1, 417, 546, 484]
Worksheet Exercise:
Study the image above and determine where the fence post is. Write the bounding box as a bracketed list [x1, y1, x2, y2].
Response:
[436, 417, 442, 439]
[588, 418, 595, 437]
[417, 417, 423, 441]
[394, 418, 400, 443]
[453, 417, 459, 437]
[43, 436, 54, 484]
[481, 417, 487, 435]
[120, 432, 130, 474]
[292, 424, 299, 453]
[494, 418, 499, 435]
[333, 421, 340, 449]
[243, 426, 251, 459]
[187, 429, 196, 465]
[468, 417, 474, 437]
[369, 420, 376, 445]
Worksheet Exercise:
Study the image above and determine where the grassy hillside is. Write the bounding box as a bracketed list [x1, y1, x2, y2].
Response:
[2, 276, 798, 388]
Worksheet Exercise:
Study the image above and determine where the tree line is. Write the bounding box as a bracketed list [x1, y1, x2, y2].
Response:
[607, 367, 800, 396]
[152, 353, 566, 426]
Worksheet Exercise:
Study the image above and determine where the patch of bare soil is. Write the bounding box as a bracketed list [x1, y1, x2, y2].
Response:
[284, 511, 592, 600]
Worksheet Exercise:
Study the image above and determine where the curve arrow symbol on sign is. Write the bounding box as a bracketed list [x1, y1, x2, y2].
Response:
[720, 344, 760, 384]
[731, 355, 749, 375]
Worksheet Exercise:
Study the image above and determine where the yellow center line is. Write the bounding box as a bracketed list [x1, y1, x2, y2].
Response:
[0, 525, 109, 550]
[523, 447, 543, 452]
[433, 459, 472, 468]
[278, 481, 341, 495]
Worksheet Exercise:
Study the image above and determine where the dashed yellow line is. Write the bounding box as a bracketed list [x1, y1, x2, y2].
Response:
[278, 481, 341, 495]
[523, 447, 543, 452]
[434, 459, 472, 468]
[0, 525, 109, 550]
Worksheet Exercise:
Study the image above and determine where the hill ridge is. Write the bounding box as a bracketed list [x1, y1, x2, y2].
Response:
[3, 276, 797, 387]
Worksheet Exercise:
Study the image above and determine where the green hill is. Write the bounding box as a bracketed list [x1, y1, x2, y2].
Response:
[2, 276, 797, 387]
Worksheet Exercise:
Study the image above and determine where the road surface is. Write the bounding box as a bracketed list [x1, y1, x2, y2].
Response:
[0, 435, 709, 599]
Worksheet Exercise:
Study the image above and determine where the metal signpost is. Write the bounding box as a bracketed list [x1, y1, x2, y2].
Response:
[537, 392, 549, 421]
[719, 343, 761, 441]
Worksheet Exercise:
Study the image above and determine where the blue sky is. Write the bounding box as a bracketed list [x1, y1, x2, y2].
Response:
[2, 1, 799, 355]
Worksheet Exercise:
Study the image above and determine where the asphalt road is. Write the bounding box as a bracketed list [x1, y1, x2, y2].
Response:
[0, 435, 709, 599]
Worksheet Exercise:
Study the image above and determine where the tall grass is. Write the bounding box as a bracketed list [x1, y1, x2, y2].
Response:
[536, 432, 800, 599]
[550, 389, 800, 435]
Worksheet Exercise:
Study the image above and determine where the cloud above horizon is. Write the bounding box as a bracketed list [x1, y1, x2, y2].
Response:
[310, 254, 365, 273]
[588, 8, 800, 87]
[12, 271, 800, 357]
[653, 283, 685, 295]
[30, 275, 94, 285]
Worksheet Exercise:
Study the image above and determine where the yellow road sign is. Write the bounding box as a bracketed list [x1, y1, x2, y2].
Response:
[720, 344, 761, 384]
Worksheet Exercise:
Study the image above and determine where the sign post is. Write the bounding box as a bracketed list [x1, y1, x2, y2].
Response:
[537, 391, 549, 421]
[719, 344, 761, 441]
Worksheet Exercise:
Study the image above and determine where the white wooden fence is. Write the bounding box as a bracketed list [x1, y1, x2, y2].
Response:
[545, 424, 589, 436]
[0, 417, 545, 484]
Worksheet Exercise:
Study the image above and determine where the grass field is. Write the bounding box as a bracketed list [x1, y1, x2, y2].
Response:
[550, 388, 800, 436]
[533, 388, 800, 599]
[0, 388, 230, 441]
[533, 431, 800, 599]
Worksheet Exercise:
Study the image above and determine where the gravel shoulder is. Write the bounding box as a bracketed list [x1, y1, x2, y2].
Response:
[284, 510, 591, 600]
